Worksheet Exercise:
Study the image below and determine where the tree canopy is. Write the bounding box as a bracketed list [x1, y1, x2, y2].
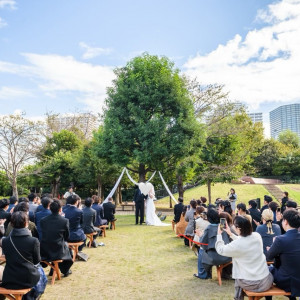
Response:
[100, 53, 200, 181]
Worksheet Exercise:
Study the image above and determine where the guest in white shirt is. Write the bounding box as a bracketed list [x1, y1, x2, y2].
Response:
[215, 216, 273, 300]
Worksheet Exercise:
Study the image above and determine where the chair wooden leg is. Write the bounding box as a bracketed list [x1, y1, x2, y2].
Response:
[102, 227, 106, 237]
[15, 296, 22, 300]
[217, 266, 222, 286]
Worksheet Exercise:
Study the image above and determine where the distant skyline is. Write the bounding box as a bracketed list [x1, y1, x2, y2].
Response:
[0, 0, 300, 136]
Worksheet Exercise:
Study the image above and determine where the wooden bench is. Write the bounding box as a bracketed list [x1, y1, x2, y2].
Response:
[0, 287, 32, 300]
[98, 225, 108, 237]
[41, 260, 63, 285]
[243, 285, 291, 300]
[68, 241, 84, 262]
[86, 232, 98, 248]
[172, 220, 175, 231]
[120, 203, 135, 211]
[216, 262, 232, 286]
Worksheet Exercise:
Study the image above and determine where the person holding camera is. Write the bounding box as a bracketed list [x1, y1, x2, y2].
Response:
[216, 216, 273, 300]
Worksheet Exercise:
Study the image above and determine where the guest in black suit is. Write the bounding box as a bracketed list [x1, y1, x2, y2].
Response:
[266, 209, 300, 299]
[103, 197, 116, 229]
[280, 191, 289, 213]
[260, 195, 272, 214]
[92, 196, 107, 226]
[1, 211, 40, 290]
[82, 198, 100, 247]
[248, 200, 262, 231]
[64, 195, 86, 251]
[35, 197, 52, 240]
[0, 198, 11, 230]
[133, 186, 147, 225]
[40, 200, 73, 276]
[173, 197, 184, 223]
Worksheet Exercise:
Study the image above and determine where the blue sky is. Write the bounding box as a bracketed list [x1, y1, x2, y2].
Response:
[1, 0, 300, 135]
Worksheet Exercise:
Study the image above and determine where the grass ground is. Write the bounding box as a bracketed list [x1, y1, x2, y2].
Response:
[42, 215, 236, 300]
[276, 184, 300, 204]
[42, 215, 288, 300]
[155, 183, 273, 209]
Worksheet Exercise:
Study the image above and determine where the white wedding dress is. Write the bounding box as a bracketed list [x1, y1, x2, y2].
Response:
[145, 185, 169, 226]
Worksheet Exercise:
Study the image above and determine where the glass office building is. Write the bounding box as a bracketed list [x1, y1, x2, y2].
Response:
[270, 103, 300, 139]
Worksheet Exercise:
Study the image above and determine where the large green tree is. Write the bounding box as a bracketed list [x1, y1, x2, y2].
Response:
[278, 129, 300, 148]
[196, 112, 264, 203]
[100, 53, 199, 181]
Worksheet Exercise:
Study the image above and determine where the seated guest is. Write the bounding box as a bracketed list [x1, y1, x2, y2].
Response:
[82, 198, 101, 247]
[7, 196, 18, 212]
[175, 206, 188, 236]
[62, 195, 72, 213]
[92, 196, 107, 226]
[261, 195, 273, 214]
[216, 216, 273, 300]
[40, 200, 73, 277]
[248, 200, 261, 231]
[237, 203, 252, 223]
[1, 211, 41, 292]
[103, 197, 116, 229]
[64, 195, 86, 251]
[192, 206, 209, 254]
[184, 200, 197, 238]
[194, 209, 231, 279]
[28, 193, 39, 214]
[35, 197, 52, 240]
[173, 197, 184, 224]
[256, 209, 281, 256]
[200, 197, 207, 208]
[0, 199, 11, 230]
[268, 201, 279, 222]
[276, 200, 298, 234]
[218, 200, 233, 216]
[219, 212, 237, 235]
[6, 202, 39, 239]
[266, 209, 300, 299]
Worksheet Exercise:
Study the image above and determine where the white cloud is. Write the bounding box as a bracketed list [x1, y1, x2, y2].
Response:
[0, 0, 16, 9]
[0, 16, 6, 28]
[0, 86, 33, 99]
[184, 0, 300, 108]
[79, 42, 112, 60]
[0, 53, 115, 112]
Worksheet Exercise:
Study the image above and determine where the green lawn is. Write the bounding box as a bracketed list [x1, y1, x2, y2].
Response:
[155, 183, 272, 209]
[276, 184, 300, 204]
[42, 215, 287, 300]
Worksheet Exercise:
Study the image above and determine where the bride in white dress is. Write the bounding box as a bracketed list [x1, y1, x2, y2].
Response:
[145, 183, 169, 226]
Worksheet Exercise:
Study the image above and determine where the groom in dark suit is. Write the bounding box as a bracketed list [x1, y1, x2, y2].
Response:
[133, 185, 147, 225]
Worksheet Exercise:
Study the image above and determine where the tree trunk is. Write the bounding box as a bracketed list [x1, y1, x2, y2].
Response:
[12, 176, 18, 199]
[138, 163, 146, 182]
[207, 179, 212, 204]
[177, 175, 184, 198]
[114, 184, 121, 207]
[97, 175, 102, 197]
[169, 196, 173, 208]
[52, 178, 60, 198]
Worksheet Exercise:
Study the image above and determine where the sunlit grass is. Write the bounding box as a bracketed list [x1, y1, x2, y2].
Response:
[155, 183, 272, 209]
[276, 184, 300, 204]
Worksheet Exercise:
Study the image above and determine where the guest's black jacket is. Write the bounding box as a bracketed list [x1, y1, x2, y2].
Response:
[0, 208, 11, 230]
[173, 202, 184, 223]
[40, 213, 72, 262]
[103, 202, 116, 222]
[82, 207, 98, 234]
[249, 207, 261, 231]
[2, 228, 40, 289]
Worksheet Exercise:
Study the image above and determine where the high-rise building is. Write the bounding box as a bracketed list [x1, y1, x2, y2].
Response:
[47, 113, 98, 139]
[248, 112, 263, 124]
[270, 103, 300, 139]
